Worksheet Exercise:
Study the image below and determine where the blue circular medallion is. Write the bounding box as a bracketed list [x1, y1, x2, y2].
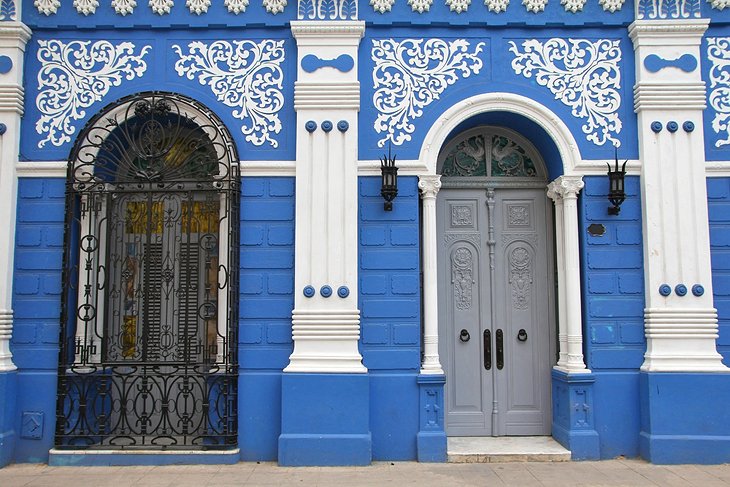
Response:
[0, 56, 12, 75]
[659, 284, 671, 297]
[305, 121, 317, 133]
[667, 121, 679, 133]
[683, 121, 695, 133]
[337, 286, 350, 298]
[303, 285, 315, 298]
[0, 123, 7, 136]
[692, 284, 705, 297]
[320, 285, 332, 298]
[651, 121, 663, 133]
[337, 120, 349, 132]
[321, 121, 333, 133]
[675, 284, 687, 296]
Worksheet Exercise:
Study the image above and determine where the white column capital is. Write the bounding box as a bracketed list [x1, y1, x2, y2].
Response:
[548, 175, 584, 200]
[418, 174, 442, 200]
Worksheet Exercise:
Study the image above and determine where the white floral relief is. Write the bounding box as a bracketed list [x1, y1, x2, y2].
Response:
[186, 0, 210, 13]
[112, 0, 136, 14]
[509, 246, 533, 310]
[408, 0, 432, 11]
[485, 0, 508, 11]
[599, 0, 624, 11]
[35, 40, 151, 148]
[708, 38, 730, 147]
[173, 40, 285, 148]
[149, 0, 173, 14]
[225, 0, 249, 12]
[509, 38, 622, 147]
[561, 0, 585, 12]
[263, 0, 287, 13]
[73, 0, 98, 14]
[710, 0, 730, 10]
[370, 0, 395, 12]
[446, 0, 470, 12]
[523, 0, 547, 12]
[452, 247, 474, 310]
[35, 0, 60, 15]
[372, 38, 485, 147]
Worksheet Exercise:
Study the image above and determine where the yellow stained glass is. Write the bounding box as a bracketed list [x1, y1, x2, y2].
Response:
[122, 316, 137, 358]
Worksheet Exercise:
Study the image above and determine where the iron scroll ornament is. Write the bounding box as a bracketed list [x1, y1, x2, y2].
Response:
[58, 92, 240, 450]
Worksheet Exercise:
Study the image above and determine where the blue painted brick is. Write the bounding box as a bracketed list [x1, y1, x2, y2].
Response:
[361, 227, 386, 246]
[242, 225, 264, 246]
[709, 204, 730, 223]
[713, 275, 730, 296]
[711, 227, 730, 247]
[44, 226, 64, 247]
[619, 274, 643, 294]
[620, 323, 645, 344]
[361, 275, 387, 295]
[713, 251, 730, 270]
[38, 324, 59, 344]
[591, 324, 617, 344]
[14, 275, 39, 295]
[588, 275, 615, 294]
[589, 297, 644, 318]
[624, 177, 640, 197]
[586, 231, 611, 246]
[390, 227, 418, 246]
[240, 250, 293, 269]
[269, 179, 294, 197]
[241, 201, 294, 221]
[583, 177, 607, 197]
[268, 274, 293, 295]
[360, 200, 417, 222]
[240, 324, 263, 344]
[393, 324, 419, 345]
[361, 250, 418, 270]
[359, 177, 382, 197]
[241, 274, 264, 295]
[362, 324, 389, 345]
[17, 228, 42, 247]
[15, 250, 62, 270]
[14, 299, 60, 319]
[362, 300, 418, 318]
[391, 275, 419, 295]
[19, 180, 43, 199]
[240, 298, 292, 319]
[41, 275, 62, 295]
[268, 225, 294, 246]
[616, 225, 642, 245]
[46, 179, 65, 198]
[242, 179, 265, 197]
[708, 179, 730, 200]
[266, 324, 292, 344]
[17, 203, 64, 223]
[716, 300, 730, 321]
[586, 200, 640, 221]
[398, 178, 418, 197]
[11, 324, 36, 344]
[587, 250, 642, 269]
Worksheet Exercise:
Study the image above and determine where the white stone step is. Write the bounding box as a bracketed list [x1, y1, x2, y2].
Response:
[447, 436, 571, 463]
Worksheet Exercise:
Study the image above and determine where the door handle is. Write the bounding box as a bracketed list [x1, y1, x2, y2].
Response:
[459, 329, 470, 342]
[496, 329, 504, 370]
[483, 329, 491, 370]
[517, 329, 528, 342]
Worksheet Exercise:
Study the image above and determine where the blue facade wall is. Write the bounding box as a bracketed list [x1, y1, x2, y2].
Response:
[579, 175, 645, 459]
[12, 178, 65, 463]
[359, 176, 421, 461]
[708, 177, 730, 366]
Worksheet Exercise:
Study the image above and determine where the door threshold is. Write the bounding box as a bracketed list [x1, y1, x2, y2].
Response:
[447, 436, 570, 463]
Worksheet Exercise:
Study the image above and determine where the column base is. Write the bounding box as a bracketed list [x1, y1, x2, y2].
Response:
[416, 374, 446, 462]
[278, 373, 371, 466]
[551, 369, 600, 460]
[640, 372, 730, 464]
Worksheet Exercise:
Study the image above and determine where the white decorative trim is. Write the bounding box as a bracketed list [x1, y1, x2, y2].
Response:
[35, 0, 60, 15]
[408, 0, 432, 11]
[263, 0, 287, 13]
[149, 0, 173, 14]
[509, 38, 622, 148]
[446, 0, 470, 12]
[485, 0, 508, 11]
[599, 0, 623, 11]
[225, 0, 248, 12]
[709, 0, 730, 10]
[372, 38, 484, 148]
[573, 158, 641, 175]
[35, 40, 151, 148]
[73, 0, 98, 14]
[186, 0, 210, 13]
[0, 309, 15, 372]
[173, 40, 285, 148]
[370, 0, 394, 12]
[16, 161, 67, 177]
[560, 0, 584, 12]
[522, 0, 546, 12]
[112, 0, 136, 14]
[15, 160, 300, 177]
[294, 82, 360, 110]
[708, 38, 730, 148]
[706, 161, 730, 176]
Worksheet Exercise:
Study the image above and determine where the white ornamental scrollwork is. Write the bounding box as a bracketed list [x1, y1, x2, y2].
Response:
[710, 0, 730, 10]
[372, 38, 484, 148]
[173, 40, 285, 148]
[73, 0, 98, 14]
[149, 0, 173, 14]
[408, 0, 432, 11]
[112, 0, 136, 14]
[508, 246, 533, 310]
[186, 0, 210, 13]
[560, 0, 585, 12]
[452, 247, 475, 310]
[446, 0, 470, 12]
[298, 0, 357, 18]
[35, 0, 60, 15]
[599, 0, 623, 11]
[708, 38, 730, 148]
[522, 0, 546, 11]
[485, 0, 508, 11]
[225, 0, 249, 12]
[370, 0, 395, 12]
[35, 40, 151, 148]
[263, 0, 287, 13]
[509, 38, 622, 147]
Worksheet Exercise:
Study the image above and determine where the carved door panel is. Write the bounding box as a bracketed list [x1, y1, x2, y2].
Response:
[438, 187, 553, 437]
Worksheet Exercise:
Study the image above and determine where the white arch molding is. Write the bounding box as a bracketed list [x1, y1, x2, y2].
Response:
[417, 92, 590, 376]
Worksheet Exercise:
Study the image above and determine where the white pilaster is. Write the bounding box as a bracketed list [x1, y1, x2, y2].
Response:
[285, 21, 366, 373]
[630, 20, 727, 372]
[548, 176, 590, 374]
[0, 22, 31, 372]
[418, 175, 443, 375]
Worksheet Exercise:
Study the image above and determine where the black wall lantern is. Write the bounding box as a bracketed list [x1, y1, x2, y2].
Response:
[381, 145, 398, 211]
[607, 148, 627, 215]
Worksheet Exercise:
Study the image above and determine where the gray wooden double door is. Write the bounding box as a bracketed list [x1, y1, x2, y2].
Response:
[437, 187, 554, 436]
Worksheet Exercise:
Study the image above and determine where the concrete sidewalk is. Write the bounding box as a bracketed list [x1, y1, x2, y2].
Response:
[1, 459, 730, 487]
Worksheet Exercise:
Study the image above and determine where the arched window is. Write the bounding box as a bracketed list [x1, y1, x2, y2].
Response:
[57, 92, 239, 450]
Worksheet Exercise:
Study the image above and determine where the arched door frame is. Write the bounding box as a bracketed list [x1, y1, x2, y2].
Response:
[417, 92, 590, 377]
